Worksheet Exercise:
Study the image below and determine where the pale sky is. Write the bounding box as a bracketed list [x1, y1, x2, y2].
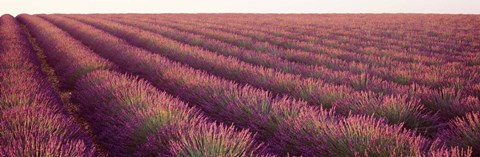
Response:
[1, 0, 479, 16]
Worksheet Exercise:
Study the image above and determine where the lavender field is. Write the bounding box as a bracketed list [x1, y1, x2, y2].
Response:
[1, 13, 479, 156]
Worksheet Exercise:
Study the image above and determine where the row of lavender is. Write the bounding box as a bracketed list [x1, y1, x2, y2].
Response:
[65, 13, 480, 141]
[0, 14, 94, 156]
[17, 14, 264, 156]
[111, 14, 480, 155]
[134, 14, 479, 99]
[37, 14, 476, 156]
[95, 15, 479, 125]
[170, 15, 473, 63]
[65, 15, 439, 134]
[158, 14, 478, 70]
[198, 14, 479, 59]
[103, 16, 409, 96]
[217, 15, 479, 94]
[97, 14, 479, 123]
[147, 15, 479, 95]
[135, 15, 468, 87]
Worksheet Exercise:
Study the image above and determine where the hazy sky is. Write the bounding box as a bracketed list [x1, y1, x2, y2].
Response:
[1, 0, 479, 16]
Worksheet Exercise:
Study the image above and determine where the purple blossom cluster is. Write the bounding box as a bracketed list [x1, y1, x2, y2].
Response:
[17, 14, 118, 89]
[74, 70, 265, 156]
[0, 14, 94, 156]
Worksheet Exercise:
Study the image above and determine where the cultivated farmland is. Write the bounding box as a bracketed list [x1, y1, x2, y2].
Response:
[1, 14, 479, 156]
